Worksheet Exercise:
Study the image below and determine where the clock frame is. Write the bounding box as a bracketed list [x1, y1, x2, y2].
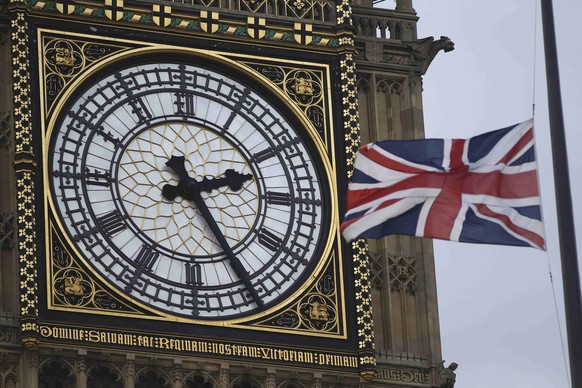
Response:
[46, 55, 335, 321]
[38, 29, 352, 343]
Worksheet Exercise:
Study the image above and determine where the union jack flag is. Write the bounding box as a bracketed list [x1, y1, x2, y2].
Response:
[341, 120, 545, 249]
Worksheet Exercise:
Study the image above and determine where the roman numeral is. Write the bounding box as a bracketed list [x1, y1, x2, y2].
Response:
[134, 245, 160, 271]
[252, 147, 276, 164]
[265, 191, 291, 206]
[85, 168, 113, 187]
[95, 126, 121, 148]
[127, 97, 152, 124]
[222, 88, 251, 130]
[258, 228, 282, 252]
[174, 92, 196, 117]
[97, 210, 127, 237]
[185, 263, 203, 286]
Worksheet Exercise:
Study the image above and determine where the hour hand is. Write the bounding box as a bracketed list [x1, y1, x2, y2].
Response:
[162, 155, 195, 201]
[197, 169, 253, 193]
[165, 155, 193, 183]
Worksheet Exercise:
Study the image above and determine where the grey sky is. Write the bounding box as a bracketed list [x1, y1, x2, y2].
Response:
[382, 1, 581, 387]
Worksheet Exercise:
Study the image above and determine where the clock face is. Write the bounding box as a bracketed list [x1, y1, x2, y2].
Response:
[47, 58, 331, 320]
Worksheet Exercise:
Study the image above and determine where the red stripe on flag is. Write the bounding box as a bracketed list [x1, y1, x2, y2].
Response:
[475, 204, 545, 249]
[498, 127, 534, 164]
[346, 172, 445, 210]
[361, 147, 432, 174]
[463, 170, 539, 198]
[424, 139, 467, 239]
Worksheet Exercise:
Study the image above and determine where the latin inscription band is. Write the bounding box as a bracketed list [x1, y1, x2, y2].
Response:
[39, 325, 358, 368]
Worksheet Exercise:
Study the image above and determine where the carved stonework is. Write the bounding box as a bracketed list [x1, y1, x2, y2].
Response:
[39, 358, 76, 387]
[173, 363, 183, 383]
[77, 355, 86, 373]
[125, 359, 135, 379]
[405, 36, 455, 74]
[376, 79, 402, 95]
[184, 373, 214, 388]
[438, 361, 458, 388]
[355, 75, 370, 92]
[219, 366, 229, 388]
[266, 372, 276, 388]
[0, 212, 15, 249]
[88, 364, 123, 388]
[0, 353, 18, 384]
[136, 368, 170, 388]
[367, 250, 385, 289]
[0, 112, 11, 147]
[388, 254, 417, 294]
[0, 327, 19, 344]
[375, 367, 430, 385]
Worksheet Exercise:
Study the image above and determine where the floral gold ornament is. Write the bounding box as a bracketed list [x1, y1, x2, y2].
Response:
[49, 231, 143, 314]
[42, 35, 130, 113]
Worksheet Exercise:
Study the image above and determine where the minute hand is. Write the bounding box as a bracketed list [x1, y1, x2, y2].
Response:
[186, 186, 263, 308]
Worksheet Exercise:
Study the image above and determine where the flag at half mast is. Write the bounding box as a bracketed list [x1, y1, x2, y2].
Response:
[341, 119, 545, 249]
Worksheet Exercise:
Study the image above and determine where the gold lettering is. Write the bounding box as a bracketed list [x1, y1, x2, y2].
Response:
[142, 336, 150, 347]
[88, 330, 100, 343]
[159, 337, 170, 349]
[39, 326, 52, 338]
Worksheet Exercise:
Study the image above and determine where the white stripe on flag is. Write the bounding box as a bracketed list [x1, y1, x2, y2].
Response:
[343, 196, 427, 241]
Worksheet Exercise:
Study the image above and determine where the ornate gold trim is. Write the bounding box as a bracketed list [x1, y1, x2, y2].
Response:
[338, 47, 377, 374]
[49, 223, 144, 315]
[38, 29, 346, 339]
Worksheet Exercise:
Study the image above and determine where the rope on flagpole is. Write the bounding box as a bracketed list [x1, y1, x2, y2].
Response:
[532, 0, 538, 117]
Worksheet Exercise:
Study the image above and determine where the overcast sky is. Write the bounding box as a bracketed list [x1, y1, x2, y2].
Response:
[381, 1, 581, 387]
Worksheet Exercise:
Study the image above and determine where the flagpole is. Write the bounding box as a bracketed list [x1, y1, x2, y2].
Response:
[540, 0, 582, 386]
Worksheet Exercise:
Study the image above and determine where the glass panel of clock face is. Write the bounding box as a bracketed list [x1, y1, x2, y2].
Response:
[48, 61, 328, 319]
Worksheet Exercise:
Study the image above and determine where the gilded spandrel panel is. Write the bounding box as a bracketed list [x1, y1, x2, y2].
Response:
[48, 223, 145, 315]
[41, 35, 134, 115]
[238, 62, 329, 146]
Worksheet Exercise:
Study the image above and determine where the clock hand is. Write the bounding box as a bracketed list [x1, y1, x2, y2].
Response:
[162, 155, 263, 308]
[187, 187, 263, 308]
[162, 156, 253, 200]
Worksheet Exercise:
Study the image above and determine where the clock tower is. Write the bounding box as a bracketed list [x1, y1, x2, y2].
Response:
[0, 0, 453, 386]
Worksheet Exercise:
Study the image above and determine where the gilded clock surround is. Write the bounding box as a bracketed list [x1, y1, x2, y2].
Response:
[39, 29, 347, 338]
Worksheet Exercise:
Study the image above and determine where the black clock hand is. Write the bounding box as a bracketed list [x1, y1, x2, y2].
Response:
[162, 156, 253, 200]
[162, 156, 262, 308]
[186, 187, 263, 308]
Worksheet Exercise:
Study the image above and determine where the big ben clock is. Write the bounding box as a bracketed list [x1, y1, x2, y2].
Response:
[45, 52, 336, 321]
